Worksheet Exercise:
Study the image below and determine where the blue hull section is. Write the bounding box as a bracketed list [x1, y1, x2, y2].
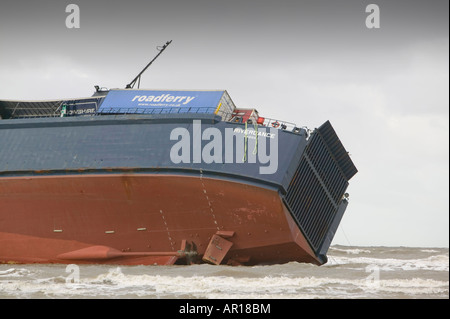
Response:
[0, 114, 305, 192]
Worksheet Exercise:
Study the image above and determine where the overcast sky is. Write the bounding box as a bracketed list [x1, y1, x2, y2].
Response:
[0, 0, 448, 247]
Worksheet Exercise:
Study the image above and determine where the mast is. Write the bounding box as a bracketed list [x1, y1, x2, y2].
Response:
[125, 40, 172, 89]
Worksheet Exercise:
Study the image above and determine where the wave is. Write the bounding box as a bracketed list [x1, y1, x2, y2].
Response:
[0, 268, 33, 277]
[1, 246, 448, 299]
[329, 247, 372, 255]
[326, 254, 449, 272]
[0, 266, 448, 299]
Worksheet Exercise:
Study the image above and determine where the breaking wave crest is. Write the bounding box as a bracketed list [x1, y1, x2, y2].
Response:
[0, 246, 448, 299]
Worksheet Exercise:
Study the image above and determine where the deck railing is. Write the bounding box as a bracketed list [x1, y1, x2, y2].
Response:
[2, 104, 308, 135]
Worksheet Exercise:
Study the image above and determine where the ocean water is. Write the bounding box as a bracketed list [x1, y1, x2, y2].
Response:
[0, 245, 448, 299]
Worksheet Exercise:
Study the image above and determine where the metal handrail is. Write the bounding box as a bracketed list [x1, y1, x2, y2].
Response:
[5, 105, 307, 134]
[97, 107, 300, 131]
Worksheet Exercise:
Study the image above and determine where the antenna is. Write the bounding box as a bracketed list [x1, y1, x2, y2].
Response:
[125, 40, 172, 89]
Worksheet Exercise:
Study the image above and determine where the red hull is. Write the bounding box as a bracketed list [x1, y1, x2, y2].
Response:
[0, 174, 321, 265]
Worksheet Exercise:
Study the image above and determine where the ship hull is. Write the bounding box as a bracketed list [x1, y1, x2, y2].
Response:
[0, 113, 357, 265]
[0, 172, 321, 265]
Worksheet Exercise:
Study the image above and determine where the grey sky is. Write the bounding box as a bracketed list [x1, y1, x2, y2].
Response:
[0, 0, 448, 247]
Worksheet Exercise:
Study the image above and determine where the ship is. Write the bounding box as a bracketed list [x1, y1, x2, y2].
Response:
[0, 42, 357, 266]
